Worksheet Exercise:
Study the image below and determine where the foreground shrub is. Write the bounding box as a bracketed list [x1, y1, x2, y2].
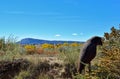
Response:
[14, 71, 30, 79]
[0, 36, 24, 61]
[96, 27, 120, 79]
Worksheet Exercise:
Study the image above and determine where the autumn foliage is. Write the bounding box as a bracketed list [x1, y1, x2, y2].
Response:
[24, 45, 36, 54]
[24, 43, 81, 55]
[41, 43, 54, 49]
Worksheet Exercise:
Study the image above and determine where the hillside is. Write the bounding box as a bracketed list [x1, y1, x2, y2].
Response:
[18, 38, 84, 45]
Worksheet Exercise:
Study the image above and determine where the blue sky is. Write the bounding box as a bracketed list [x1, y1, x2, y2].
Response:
[0, 0, 120, 41]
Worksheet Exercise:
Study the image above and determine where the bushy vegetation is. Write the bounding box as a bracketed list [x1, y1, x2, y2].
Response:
[24, 45, 36, 54]
[0, 36, 25, 61]
[95, 27, 120, 79]
[14, 70, 30, 79]
[24, 43, 81, 56]
[0, 26, 120, 79]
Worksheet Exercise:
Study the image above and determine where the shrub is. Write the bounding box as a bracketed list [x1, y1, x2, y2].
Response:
[70, 43, 79, 47]
[63, 43, 69, 46]
[96, 27, 120, 79]
[58, 46, 80, 66]
[36, 47, 44, 54]
[0, 36, 24, 61]
[41, 43, 54, 49]
[14, 70, 30, 79]
[0, 37, 6, 51]
[24, 45, 36, 54]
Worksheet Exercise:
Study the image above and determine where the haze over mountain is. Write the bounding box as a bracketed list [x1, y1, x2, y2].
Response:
[18, 38, 84, 45]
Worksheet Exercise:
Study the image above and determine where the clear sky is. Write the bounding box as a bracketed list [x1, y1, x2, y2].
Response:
[0, 0, 120, 41]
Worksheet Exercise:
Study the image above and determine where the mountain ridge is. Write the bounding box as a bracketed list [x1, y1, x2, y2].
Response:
[18, 38, 84, 45]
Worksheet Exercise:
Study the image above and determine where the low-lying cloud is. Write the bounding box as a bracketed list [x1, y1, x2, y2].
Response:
[55, 34, 61, 37]
[72, 33, 78, 36]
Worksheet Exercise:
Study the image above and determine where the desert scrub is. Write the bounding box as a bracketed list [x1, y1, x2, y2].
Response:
[70, 42, 80, 47]
[36, 47, 44, 54]
[38, 74, 53, 79]
[96, 27, 120, 79]
[41, 43, 54, 49]
[24, 45, 36, 54]
[58, 45, 81, 67]
[14, 70, 30, 79]
[0, 37, 6, 51]
[74, 73, 100, 79]
[0, 36, 25, 61]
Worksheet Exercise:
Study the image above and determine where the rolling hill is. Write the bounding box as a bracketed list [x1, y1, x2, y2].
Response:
[18, 38, 84, 45]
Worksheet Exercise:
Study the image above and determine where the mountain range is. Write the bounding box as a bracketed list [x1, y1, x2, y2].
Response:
[18, 38, 84, 45]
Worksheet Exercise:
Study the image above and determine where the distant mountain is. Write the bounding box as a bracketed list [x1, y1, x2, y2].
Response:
[17, 38, 84, 45]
